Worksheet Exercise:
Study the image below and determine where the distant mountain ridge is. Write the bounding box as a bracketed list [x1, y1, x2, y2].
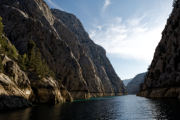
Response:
[123, 79, 133, 86]
[126, 73, 146, 94]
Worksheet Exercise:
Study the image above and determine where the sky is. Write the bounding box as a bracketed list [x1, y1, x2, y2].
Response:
[45, 0, 173, 80]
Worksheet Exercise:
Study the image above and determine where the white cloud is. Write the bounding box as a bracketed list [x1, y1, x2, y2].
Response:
[89, 16, 166, 63]
[102, 0, 111, 12]
[45, 0, 62, 10]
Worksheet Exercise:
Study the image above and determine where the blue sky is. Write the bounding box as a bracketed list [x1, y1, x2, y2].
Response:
[45, 0, 173, 80]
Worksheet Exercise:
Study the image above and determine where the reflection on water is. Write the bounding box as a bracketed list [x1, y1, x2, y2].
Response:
[0, 95, 180, 120]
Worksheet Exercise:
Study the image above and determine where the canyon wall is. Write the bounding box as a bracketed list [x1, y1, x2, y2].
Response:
[0, 0, 125, 106]
[138, 0, 180, 99]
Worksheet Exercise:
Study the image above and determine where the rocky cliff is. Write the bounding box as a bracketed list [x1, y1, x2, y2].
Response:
[0, 55, 32, 110]
[126, 73, 146, 94]
[51, 9, 125, 96]
[0, 0, 125, 105]
[0, 30, 72, 109]
[138, 0, 180, 99]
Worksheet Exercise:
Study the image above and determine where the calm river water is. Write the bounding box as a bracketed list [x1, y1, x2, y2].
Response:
[0, 95, 180, 120]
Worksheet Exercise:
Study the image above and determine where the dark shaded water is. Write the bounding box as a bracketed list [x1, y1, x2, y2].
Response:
[0, 95, 180, 120]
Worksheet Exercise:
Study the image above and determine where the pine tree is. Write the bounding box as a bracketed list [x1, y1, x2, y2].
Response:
[27, 40, 37, 72]
[18, 53, 28, 71]
[26, 40, 55, 79]
[0, 17, 55, 78]
[34, 50, 44, 78]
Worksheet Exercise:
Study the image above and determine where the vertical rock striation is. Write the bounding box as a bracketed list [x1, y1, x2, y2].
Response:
[0, 0, 125, 101]
[51, 9, 126, 96]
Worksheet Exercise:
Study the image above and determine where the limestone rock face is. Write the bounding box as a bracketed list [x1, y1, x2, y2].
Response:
[0, 55, 32, 110]
[0, 0, 89, 99]
[0, 37, 72, 107]
[138, 0, 180, 99]
[51, 9, 126, 96]
[0, 55, 32, 99]
[31, 77, 72, 104]
[0, 54, 72, 108]
[0, 0, 125, 99]
[126, 73, 146, 94]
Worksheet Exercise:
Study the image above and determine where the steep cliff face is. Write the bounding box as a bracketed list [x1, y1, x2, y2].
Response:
[138, 0, 180, 99]
[0, 54, 72, 108]
[0, 0, 89, 99]
[0, 55, 32, 110]
[0, 32, 72, 109]
[0, 0, 125, 100]
[51, 9, 125, 96]
[0, 55, 32, 99]
[126, 73, 146, 94]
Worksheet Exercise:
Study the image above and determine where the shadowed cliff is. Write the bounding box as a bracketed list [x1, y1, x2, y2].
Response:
[138, 0, 180, 99]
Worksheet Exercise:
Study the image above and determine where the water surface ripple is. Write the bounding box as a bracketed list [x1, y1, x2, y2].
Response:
[0, 95, 180, 120]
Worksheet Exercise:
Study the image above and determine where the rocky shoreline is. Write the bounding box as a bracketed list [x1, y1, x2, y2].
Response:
[0, 95, 32, 111]
[137, 88, 180, 99]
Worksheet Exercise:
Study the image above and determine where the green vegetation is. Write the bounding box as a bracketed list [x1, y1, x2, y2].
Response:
[24, 40, 55, 79]
[0, 17, 54, 79]
[0, 17, 18, 60]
